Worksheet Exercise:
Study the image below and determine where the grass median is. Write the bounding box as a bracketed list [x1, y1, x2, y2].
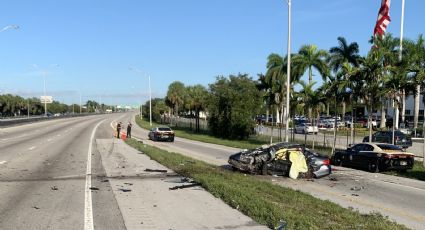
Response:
[125, 138, 406, 229]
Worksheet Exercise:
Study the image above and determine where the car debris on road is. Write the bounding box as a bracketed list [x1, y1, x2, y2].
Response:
[145, 168, 167, 173]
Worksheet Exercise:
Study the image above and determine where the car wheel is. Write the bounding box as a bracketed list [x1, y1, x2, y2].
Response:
[332, 155, 342, 166]
[169, 137, 174, 142]
[231, 166, 238, 172]
[368, 160, 379, 173]
[153, 134, 158, 142]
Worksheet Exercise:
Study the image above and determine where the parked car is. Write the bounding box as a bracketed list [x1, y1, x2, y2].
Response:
[294, 123, 318, 134]
[228, 142, 331, 178]
[362, 130, 412, 149]
[148, 126, 175, 142]
[331, 143, 414, 172]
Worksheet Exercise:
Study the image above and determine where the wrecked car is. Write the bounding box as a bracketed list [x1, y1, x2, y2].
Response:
[228, 142, 331, 179]
[332, 143, 415, 172]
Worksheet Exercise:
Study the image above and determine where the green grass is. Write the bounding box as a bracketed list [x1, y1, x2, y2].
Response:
[383, 161, 425, 181]
[125, 138, 407, 229]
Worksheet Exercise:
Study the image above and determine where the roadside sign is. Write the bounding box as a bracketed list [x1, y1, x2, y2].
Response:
[40, 96, 53, 103]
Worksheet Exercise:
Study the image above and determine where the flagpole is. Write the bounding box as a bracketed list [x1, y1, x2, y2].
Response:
[285, 0, 292, 143]
[399, 0, 405, 61]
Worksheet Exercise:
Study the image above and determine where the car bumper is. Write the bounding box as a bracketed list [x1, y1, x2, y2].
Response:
[228, 158, 257, 172]
[312, 165, 331, 178]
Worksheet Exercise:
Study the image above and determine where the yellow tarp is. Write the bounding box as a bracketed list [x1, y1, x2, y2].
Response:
[288, 150, 308, 179]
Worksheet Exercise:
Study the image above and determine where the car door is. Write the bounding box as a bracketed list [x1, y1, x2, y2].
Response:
[356, 144, 374, 169]
[345, 144, 363, 167]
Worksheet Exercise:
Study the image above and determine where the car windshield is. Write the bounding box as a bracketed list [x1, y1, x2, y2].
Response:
[158, 127, 172, 131]
[377, 144, 403, 151]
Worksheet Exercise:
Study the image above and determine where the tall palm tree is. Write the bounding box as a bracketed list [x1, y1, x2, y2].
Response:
[299, 80, 325, 149]
[293, 45, 328, 121]
[328, 37, 361, 124]
[166, 81, 186, 126]
[293, 44, 329, 84]
[371, 34, 399, 128]
[405, 35, 425, 130]
[359, 49, 386, 141]
[265, 53, 302, 141]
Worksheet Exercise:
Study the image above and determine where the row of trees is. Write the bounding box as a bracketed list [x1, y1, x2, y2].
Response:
[142, 34, 425, 142]
[0, 94, 114, 117]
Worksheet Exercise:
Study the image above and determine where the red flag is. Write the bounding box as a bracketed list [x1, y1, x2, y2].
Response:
[374, 0, 391, 37]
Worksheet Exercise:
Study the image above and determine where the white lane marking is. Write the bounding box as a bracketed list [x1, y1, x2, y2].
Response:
[28, 146, 36, 150]
[84, 119, 104, 230]
[57, 134, 61, 137]
[1, 139, 7, 141]
[47, 138, 52, 142]
[0, 161, 7, 165]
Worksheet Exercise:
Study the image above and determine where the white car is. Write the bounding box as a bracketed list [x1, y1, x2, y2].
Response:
[295, 123, 319, 134]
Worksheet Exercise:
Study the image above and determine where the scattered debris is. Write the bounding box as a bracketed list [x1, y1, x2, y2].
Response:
[124, 182, 133, 186]
[350, 186, 364, 191]
[351, 194, 359, 197]
[145, 168, 167, 173]
[121, 166, 126, 168]
[275, 220, 287, 230]
[32, 206, 40, 209]
[329, 177, 338, 181]
[306, 179, 314, 182]
[101, 179, 109, 183]
[169, 183, 201, 190]
[118, 188, 132, 192]
[51, 186, 58, 191]
[89, 187, 99, 191]
[153, 205, 157, 207]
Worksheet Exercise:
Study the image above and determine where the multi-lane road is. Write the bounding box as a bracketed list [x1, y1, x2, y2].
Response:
[0, 113, 266, 230]
[1, 113, 425, 229]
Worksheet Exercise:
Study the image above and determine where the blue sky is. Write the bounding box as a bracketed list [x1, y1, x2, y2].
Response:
[0, 0, 424, 105]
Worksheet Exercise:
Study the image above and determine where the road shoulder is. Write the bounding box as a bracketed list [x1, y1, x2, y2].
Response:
[96, 138, 267, 230]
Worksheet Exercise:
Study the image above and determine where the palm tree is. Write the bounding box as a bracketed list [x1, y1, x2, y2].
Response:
[166, 81, 186, 126]
[367, 34, 399, 129]
[293, 45, 328, 121]
[359, 49, 386, 142]
[190, 84, 208, 132]
[404, 35, 425, 130]
[293, 44, 329, 84]
[299, 80, 325, 149]
[265, 53, 302, 141]
[328, 37, 361, 124]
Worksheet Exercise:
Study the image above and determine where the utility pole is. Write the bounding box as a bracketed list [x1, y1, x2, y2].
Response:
[284, 0, 292, 142]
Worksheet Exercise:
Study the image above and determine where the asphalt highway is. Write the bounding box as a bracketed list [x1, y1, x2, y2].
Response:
[0, 113, 265, 230]
[128, 114, 425, 230]
[0, 114, 126, 230]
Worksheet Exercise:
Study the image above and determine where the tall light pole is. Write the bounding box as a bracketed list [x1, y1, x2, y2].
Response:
[129, 67, 152, 126]
[32, 64, 59, 117]
[284, 0, 292, 142]
[79, 92, 82, 114]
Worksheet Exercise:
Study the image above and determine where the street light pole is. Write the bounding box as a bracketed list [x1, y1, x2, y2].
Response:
[43, 71, 47, 116]
[284, 0, 292, 142]
[129, 67, 152, 126]
[148, 74, 152, 127]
